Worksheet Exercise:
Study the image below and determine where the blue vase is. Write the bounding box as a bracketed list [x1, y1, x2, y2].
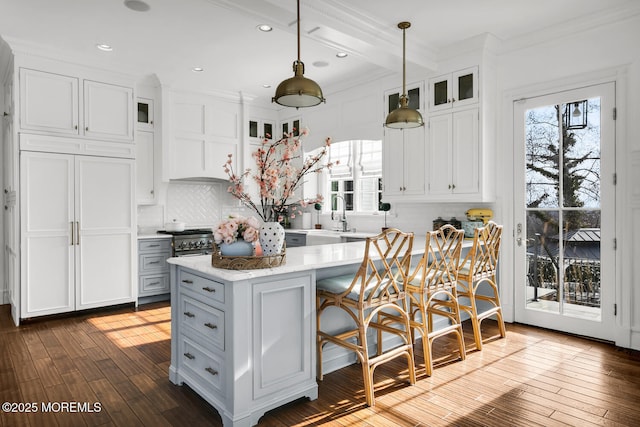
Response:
[219, 241, 254, 256]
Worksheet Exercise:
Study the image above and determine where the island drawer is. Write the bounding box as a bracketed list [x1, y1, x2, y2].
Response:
[179, 334, 226, 398]
[178, 270, 225, 304]
[180, 295, 225, 351]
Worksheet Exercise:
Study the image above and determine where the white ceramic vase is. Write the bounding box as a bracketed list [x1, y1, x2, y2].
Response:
[259, 222, 285, 256]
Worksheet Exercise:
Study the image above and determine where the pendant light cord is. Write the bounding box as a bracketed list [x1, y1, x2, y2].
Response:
[297, 0, 301, 63]
[402, 25, 406, 97]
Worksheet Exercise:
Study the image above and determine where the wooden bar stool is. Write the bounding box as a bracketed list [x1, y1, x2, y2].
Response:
[380, 225, 466, 376]
[456, 221, 506, 351]
[316, 228, 416, 407]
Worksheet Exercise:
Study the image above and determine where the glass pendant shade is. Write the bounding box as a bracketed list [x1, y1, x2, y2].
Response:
[272, 0, 325, 108]
[385, 21, 423, 129]
[273, 60, 325, 107]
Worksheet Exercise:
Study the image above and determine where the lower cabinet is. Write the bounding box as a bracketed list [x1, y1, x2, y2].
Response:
[138, 238, 171, 300]
[170, 266, 317, 427]
[20, 151, 136, 318]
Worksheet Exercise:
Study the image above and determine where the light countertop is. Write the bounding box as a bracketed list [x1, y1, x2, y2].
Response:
[167, 238, 473, 282]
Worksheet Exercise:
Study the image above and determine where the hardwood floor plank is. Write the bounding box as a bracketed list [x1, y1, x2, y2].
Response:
[2, 303, 639, 427]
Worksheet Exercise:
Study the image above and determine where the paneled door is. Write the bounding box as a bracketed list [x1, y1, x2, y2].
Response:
[513, 82, 616, 340]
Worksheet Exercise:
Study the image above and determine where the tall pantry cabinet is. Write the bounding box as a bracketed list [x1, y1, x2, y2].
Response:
[6, 52, 137, 324]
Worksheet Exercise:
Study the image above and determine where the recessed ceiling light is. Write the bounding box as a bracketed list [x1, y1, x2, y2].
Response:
[192, 67, 204, 72]
[336, 52, 348, 58]
[312, 61, 329, 68]
[257, 24, 273, 32]
[262, 84, 271, 88]
[96, 44, 113, 52]
[124, 0, 150, 12]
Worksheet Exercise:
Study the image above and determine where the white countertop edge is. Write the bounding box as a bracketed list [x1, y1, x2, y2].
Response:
[167, 238, 474, 282]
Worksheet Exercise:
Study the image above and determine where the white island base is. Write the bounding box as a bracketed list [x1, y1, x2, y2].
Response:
[168, 259, 318, 427]
[167, 240, 452, 425]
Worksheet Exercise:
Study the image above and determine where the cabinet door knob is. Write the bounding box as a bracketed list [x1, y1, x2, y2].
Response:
[74, 125, 78, 130]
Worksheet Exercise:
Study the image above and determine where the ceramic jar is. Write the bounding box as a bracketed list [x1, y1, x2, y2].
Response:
[259, 222, 285, 256]
[219, 240, 254, 256]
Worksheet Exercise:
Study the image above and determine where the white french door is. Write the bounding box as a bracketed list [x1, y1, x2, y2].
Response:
[513, 82, 616, 340]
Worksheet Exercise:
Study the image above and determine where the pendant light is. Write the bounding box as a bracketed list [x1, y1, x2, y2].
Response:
[272, 0, 325, 108]
[385, 22, 424, 129]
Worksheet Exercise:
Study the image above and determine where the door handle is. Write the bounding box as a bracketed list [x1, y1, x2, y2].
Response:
[75, 221, 80, 246]
[70, 222, 74, 246]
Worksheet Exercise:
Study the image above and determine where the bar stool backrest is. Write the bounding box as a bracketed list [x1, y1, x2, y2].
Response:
[461, 221, 502, 281]
[408, 224, 464, 291]
[353, 228, 414, 308]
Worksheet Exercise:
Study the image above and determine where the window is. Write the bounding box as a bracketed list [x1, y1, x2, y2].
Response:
[325, 140, 383, 214]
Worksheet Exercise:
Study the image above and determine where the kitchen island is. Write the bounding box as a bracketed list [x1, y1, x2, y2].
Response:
[167, 238, 469, 426]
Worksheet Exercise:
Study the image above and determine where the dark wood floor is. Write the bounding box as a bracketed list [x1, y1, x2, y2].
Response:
[1, 302, 639, 427]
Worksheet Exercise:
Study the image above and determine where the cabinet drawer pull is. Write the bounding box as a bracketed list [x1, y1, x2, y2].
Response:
[183, 311, 195, 318]
[148, 260, 160, 264]
[148, 281, 160, 286]
[205, 367, 218, 376]
[148, 244, 160, 248]
[183, 352, 195, 360]
[182, 279, 194, 284]
[202, 286, 216, 293]
[204, 322, 217, 330]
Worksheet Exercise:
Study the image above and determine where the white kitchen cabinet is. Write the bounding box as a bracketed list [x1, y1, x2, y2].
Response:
[428, 66, 478, 113]
[382, 126, 426, 199]
[166, 91, 240, 180]
[20, 151, 136, 318]
[18, 68, 134, 142]
[19, 68, 79, 135]
[136, 130, 156, 204]
[83, 80, 134, 141]
[428, 107, 480, 198]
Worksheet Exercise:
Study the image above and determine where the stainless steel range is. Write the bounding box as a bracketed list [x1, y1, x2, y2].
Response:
[158, 228, 213, 257]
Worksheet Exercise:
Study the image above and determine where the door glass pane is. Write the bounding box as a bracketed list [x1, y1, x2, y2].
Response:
[263, 122, 272, 139]
[526, 210, 560, 309]
[249, 120, 258, 138]
[137, 102, 149, 124]
[562, 99, 601, 209]
[282, 122, 288, 137]
[525, 105, 560, 207]
[524, 98, 602, 319]
[457, 73, 474, 101]
[388, 93, 399, 113]
[433, 80, 448, 106]
[407, 87, 420, 110]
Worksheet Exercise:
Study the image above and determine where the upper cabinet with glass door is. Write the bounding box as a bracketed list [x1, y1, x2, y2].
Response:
[428, 66, 478, 112]
[137, 97, 154, 130]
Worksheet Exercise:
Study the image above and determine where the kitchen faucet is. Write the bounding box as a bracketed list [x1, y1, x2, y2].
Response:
[332, 195, 348, 232]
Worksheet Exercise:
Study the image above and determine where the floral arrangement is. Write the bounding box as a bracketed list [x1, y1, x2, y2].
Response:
[213, 214, 260, 245]
[223, 128, 335, 223]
